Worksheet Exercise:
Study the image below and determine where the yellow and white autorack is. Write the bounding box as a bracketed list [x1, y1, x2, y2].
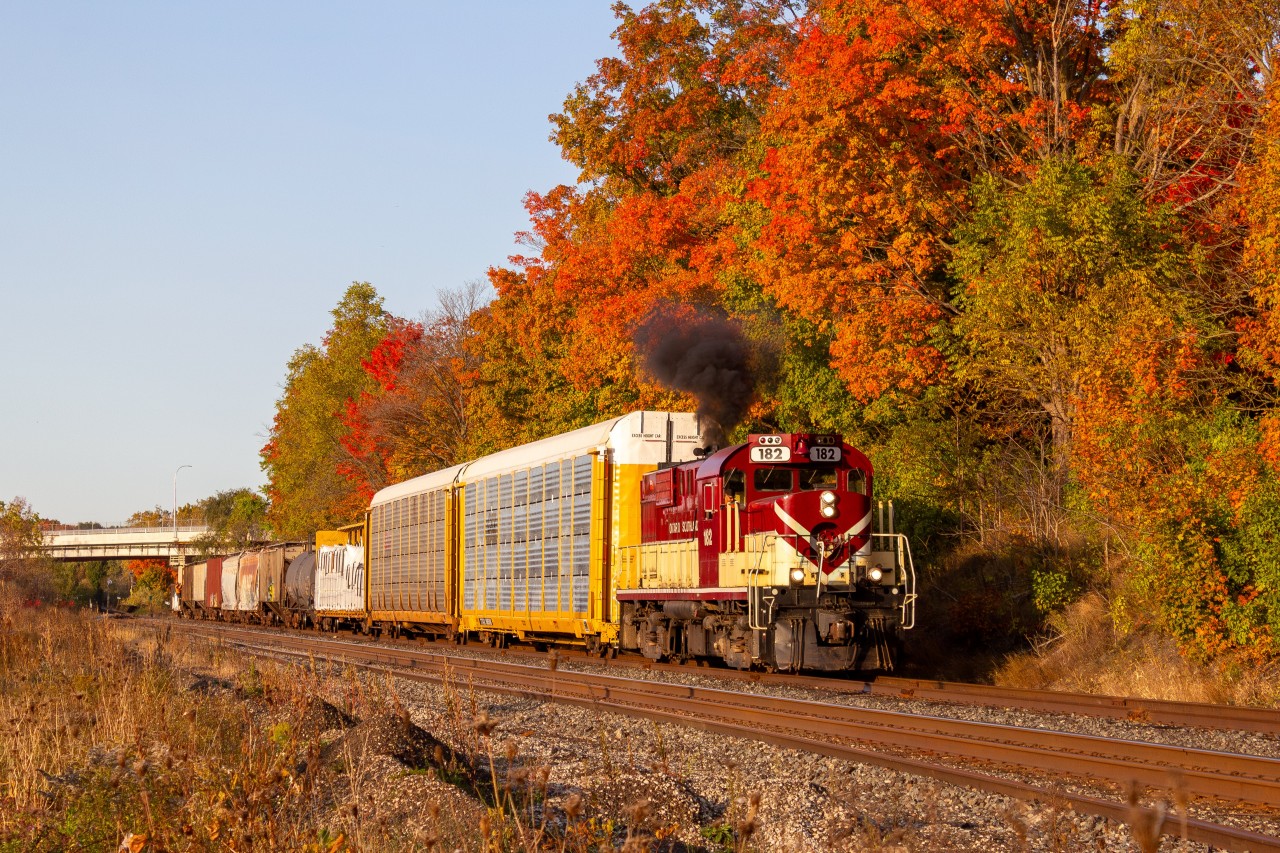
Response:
[363, 411, 702, 648]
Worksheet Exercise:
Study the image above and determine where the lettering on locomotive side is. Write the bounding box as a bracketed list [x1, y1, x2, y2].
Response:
[667, 520, 698, 535]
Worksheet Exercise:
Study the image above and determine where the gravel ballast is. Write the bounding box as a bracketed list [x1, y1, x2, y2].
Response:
[182, 625, 1280, 851]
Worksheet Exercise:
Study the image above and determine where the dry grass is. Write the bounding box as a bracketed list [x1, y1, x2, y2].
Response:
[0, 603, 767, 852]
[0, 604, 437, 851]
[994, 593, 1280, 707]
[2, 595, 1215, 852]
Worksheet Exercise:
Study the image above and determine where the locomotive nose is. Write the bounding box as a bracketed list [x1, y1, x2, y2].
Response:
[771, 489, 872, 543]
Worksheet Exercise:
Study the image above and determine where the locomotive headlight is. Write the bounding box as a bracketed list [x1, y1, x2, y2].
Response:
[789, 568, 805, 584]
[868, 567, 884, 583]
[820, 490, 837, 505]
[820, 505, 838, 518]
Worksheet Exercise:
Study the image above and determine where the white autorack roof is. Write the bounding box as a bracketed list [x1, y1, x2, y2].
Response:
[370, 411, 703, 507]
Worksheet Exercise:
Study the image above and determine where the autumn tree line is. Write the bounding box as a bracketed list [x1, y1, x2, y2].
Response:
[261, 0, 1279, 666]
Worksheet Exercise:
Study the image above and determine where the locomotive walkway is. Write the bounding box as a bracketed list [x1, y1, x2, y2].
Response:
[40, 525, 209, 564]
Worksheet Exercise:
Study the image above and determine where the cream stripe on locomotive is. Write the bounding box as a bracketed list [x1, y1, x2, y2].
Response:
[774, 504, 874, 540]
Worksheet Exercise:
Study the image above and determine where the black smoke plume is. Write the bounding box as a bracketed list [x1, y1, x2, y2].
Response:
[634, 304, 754, 449]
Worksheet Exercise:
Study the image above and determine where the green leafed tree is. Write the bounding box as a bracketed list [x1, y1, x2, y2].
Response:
[261, 283, 391, 538]
[188, 488, 271, 555]
[949, 158, 1213, 543]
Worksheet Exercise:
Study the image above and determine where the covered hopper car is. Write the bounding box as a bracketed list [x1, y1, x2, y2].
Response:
[177, 545, 309, 625]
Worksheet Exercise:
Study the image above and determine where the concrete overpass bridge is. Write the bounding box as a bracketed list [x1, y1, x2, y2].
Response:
[40, 526, 211, 566]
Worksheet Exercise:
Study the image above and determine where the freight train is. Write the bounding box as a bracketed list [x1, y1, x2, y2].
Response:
[176, 411, 916, 672]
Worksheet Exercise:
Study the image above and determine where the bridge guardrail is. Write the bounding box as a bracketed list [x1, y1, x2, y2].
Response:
[43, 526, 210, 539]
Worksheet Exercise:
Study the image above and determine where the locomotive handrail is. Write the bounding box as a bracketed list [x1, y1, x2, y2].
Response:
[746, 532, 781, 630]
[870, 532, 917, 630]
[616, 539, 698, 589]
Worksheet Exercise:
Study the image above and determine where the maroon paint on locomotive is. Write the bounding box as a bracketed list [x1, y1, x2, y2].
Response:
[637, 432, 874, 590]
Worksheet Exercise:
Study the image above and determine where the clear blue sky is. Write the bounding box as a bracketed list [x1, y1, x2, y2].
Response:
[0, 2, 620, 525]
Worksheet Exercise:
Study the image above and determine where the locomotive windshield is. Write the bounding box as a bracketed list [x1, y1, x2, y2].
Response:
[754, 468, 792, 492]
[799, 466, 838, 490]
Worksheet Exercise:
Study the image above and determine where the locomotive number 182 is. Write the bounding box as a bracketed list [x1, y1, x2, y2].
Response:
[750, 446, 791, 463]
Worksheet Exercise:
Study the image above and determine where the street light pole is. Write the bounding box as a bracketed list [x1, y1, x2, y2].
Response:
[174, 464, 192, 538]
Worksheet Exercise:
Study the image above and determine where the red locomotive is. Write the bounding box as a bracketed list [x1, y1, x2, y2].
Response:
[616, 431, 915, 671]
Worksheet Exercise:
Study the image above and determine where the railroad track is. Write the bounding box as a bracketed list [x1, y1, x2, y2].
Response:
[166, 621, 1280, 853]
[157, 615, 1280, 734]
[443, 642, 1280, 734]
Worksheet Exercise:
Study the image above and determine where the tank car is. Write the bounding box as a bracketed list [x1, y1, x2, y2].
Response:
[615, 431, 915, 671]
[281, 549, 317, 628]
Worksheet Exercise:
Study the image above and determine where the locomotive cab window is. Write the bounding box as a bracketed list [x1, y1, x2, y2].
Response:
[724, 469, 746, 506]
[799, 466, 838, 491]
[753, 467, 793, 492]
[848, 469, 867, 495]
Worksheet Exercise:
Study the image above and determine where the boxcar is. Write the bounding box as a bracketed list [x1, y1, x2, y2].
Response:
[191, 561, 207, 616]
[179, 563, 199, 615]
[235, 551, 260, 612]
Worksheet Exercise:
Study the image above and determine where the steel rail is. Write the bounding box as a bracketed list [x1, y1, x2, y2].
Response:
[156, 616, 1280, 733]
[263, 635, 1280, 807]
[849, 676, 1280, 734]
[176, 623, 1280, 851]
[550, 653, 1280, 734]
